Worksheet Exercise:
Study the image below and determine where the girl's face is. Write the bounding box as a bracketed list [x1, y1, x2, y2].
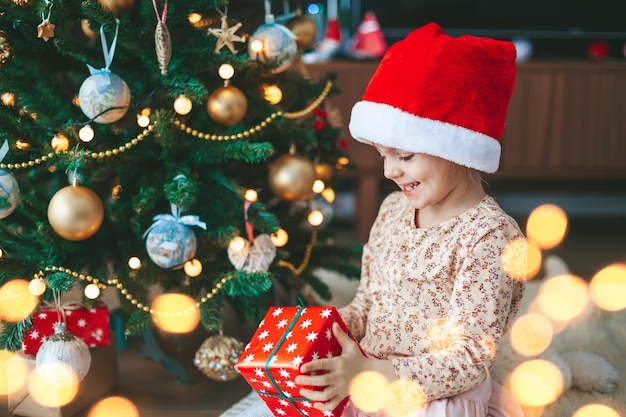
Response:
[375, 145, 476, 213]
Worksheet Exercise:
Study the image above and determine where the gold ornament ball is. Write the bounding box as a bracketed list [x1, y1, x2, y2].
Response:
[47, 185, 104, 241]
[206, 85, 248, 127]
[80, 19, 97, 40]
[194, 335, 244, 381]
[268, 153, 316, 202]
[0, 29, 15, 68]
[286, 14, 318, 51]
[97, 0, 135, 15]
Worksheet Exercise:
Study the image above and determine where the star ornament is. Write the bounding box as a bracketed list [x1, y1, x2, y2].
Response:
[208, 16, 245, 54]
[37, 19, 56, 42]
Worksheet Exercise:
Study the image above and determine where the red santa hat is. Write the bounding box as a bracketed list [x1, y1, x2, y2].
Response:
[349, 23, 517, 173]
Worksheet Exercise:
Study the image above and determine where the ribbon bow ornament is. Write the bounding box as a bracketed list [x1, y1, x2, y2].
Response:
[143, 204, 207, 239]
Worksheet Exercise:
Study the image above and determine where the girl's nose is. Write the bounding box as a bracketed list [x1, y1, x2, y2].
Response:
[383, 160, 401, 180]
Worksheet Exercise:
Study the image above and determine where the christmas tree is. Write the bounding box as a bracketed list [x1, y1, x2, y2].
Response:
[0, 0, 361, 358]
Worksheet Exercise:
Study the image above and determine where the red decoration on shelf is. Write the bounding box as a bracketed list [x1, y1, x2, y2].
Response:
[235, 305, 361, 417]
[22, 303, 111, 354]
[588, 40, 610, 60]
[349, 11, 388, 59]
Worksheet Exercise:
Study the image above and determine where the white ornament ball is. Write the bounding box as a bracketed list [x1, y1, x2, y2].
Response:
[35, 322, 91, 383]
[512, 37, 533, 62]
[145, 219, 197, 269]
[78, 72, 131, 124]
[248, 22, 298, 74]
[0, 168, 19, 219]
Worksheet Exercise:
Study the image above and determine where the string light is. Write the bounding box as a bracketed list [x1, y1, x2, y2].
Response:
[173, 94, 193, 115]
[1, 92, 16, 106]
[321, 187, 335, 203]
[218, 63, 235, 81]
[229, 236, 247, 252]
[312, 179, 325, 193]
[128, 257, 142, 270]
[78, 125, 95, 142]
[263, 84, 283, 105]
[270, 228, 288, 247]
[84, 283, 100, 299]
[137, 108, 151, 127]
[184, 259, 203, 277]
[249, 39, 263, 54]
[307, 209, 324, 227]
[244, 188, 258, 202]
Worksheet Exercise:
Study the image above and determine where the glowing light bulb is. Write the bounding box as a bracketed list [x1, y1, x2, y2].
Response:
[1, 92, 16, 106]
[229, 236, 247, 252]
[337, 156, 350, 166]
[184, 259, 203, 277]
[270, 228, 288, 247]
[263, 84, 283, 105]
[128, 257, 142, 270]
[307, 209, 324, 227]
[244, 189, 258, 202]
[51, 133, 70, 152]
[187, 12, 202, 25]
[173, 95, 192, 115]
[84, 283, 100, 299]
[136, 112, 150, 127]
[250, 40, 264, 53]
[312, 179, 325, 193]
[78, 125, 94, 142]
[28, 278, 46, 296]
[218, 64, 235, 80]
[321, 188, 335, 203]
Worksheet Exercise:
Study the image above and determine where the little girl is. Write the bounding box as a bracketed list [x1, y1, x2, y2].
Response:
[296, 23, 526, 416]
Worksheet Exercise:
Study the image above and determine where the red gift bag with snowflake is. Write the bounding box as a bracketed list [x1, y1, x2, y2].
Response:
[22, 302, 111, 354]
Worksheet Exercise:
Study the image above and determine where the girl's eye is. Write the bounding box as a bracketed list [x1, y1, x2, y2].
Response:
[399, 154, 414, 161]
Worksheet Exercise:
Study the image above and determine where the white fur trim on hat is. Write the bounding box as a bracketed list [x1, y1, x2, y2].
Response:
[349, 100, 502, 173]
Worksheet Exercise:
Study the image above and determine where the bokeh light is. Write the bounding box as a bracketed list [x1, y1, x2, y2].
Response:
[501, 237, 542, 281]
[262, 84, 283, 105]
[589, 263, 626, 311]
[244, 188, 258, 202]
[184, 259, 203, 277]
[321, 188, 335, 203]
[307, 210, 324, 227]
[270, 228, 288, 247]
[385, 379, 426, 417]
[151, 293, 200, 334]
[536, 274, 589, 321]
[526, 204, 568, 249]
[28, 363, 80, 407]
[573, 404, 621, 417]
[88, 396, 139, 417]
[128, 256, 142, 270]
[509, 313, 553, 357]
[0, 279, 40, 322]
[312, 179, 325, 193]
[508, 359, 564, 407]
[0, 350, 29, 395]
[173, 95, 193, 115]
[229, 236, 247, 252]
[84, 283, 101, 299]
[78, 125, 95, 142]
[348, 371, 390, 413]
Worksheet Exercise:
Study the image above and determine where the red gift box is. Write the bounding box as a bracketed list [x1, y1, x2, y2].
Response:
[22, 303, 111, 354]
[235, 305, 358, 417]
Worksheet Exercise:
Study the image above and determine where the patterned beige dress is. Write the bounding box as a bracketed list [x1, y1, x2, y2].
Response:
[339, 191, 526, 417]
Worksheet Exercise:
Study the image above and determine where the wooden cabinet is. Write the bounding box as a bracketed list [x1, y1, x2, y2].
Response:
[308, 60, 626, 240]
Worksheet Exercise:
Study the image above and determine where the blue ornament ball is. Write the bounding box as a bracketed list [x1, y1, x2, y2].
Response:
[145, 220, 197, 269]
[0, 168, 19, 219]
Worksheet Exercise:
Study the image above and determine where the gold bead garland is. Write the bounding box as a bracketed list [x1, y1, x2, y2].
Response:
[35, 266, 234, 317]
[277, 231, 317, 275]
[175, 80, 334, 140]
[0, 124, 155, 170]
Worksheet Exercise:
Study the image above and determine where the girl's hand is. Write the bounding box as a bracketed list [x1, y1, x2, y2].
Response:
[295, 322, 395, 411]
